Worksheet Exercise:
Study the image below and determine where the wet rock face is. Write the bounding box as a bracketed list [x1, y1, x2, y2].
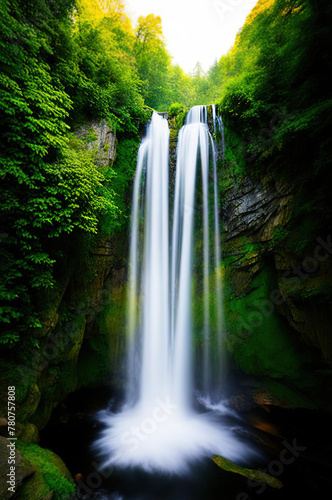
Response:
[223, 177, 293, 241]
[222, 172, 332, 409]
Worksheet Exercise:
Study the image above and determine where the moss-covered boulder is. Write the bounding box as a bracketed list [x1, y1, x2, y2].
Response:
[15, 442, 75, 500]
[0, 437, 35, 499]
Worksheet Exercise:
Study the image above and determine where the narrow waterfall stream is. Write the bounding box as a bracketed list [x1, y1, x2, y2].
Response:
[94, 106, 256, 475]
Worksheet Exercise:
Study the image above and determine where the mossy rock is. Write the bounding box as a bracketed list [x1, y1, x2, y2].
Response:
[17, 423, 39, 444]
[77, 280, 126, 388]
[0, 359, 40, 429]
[0, 437, 35, 500]
[212, 455, 283, 489]
[224, 267, 313, 384]
[32, 361, 78, 429]
[0, 359, 37, 408]
[16, 442, 75, 500]
[59, 313, 86, 363]
[17, 384, 41, 423]
[169, 127, 179, 144]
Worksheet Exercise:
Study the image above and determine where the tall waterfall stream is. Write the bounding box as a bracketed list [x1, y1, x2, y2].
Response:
[94, 106, 256, 474]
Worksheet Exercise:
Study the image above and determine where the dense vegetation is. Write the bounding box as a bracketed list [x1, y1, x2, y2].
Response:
[215, 0, 332, 254]
[220, 0, 332, 171]
[1, 0, 331, 372]
[0, 0, 145, 348]
[0, 0, 230, 350]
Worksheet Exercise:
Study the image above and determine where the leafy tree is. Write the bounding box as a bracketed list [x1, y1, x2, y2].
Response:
[167, 65, 195, 108]
[134, 14, 171, 110]
[0, 0, 146, 347]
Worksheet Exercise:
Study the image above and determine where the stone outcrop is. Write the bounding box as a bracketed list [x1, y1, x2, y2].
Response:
[221, 167, 332, 409]
[223, 177, 294, 242]
[14, 441, 75, 500]
[75, 119, 117, 167]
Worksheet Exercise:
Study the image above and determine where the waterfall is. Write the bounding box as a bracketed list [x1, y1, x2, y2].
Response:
[126, 113, 170, 406]
[94, 108, 255, 474]
[212, 104, 225, 158]
[172, 106, 223, 404]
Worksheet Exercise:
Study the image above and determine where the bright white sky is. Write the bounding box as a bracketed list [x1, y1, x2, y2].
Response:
[125, 0, 259, 73]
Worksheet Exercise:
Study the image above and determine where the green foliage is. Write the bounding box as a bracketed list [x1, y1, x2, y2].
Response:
[271, 227, 289, 245]
[134, 14, 171, 111]
[69, 2, 146, 131]
[217, 0, 332, 259]
[167, 65, 196, 108]
[17, 442, 75, 500]
[219, 0, 332, 177]
[0, 0, 71, 344]
[168, 103, 185, 116]
[168, 103, 189, 129]
[224, 267, 308, 381]
[0, 0, 146, 347]
[105, 136, 141, 230]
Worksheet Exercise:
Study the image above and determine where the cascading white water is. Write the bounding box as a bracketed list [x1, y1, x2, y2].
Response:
[172, 106, 223, 404]
[212, 104, 225, 158]
[126, 113, 170, 407]
[94, 108, 255, 474]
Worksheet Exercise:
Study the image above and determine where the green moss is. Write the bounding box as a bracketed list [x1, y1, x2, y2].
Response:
[168, 103, 189, 130]
[80, 127, 98, 144]
[18, 423, 39, 443]
[97, 287, 126, 367]
[223, 234, 261, 259]
[224, 267, 309, 381]
[192, 268, 222, 345]
[169, 127, 179, 143]
[16, 442, 75, 500]
[265, 380, 315, 408]
[212, 455, 283, 489]
[271, 227, 289, 245]
[77, 285, 126, 387]
[168, 102, 184, 116]
[106, 136, 141, 232]
[0, 359, 36, 405]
